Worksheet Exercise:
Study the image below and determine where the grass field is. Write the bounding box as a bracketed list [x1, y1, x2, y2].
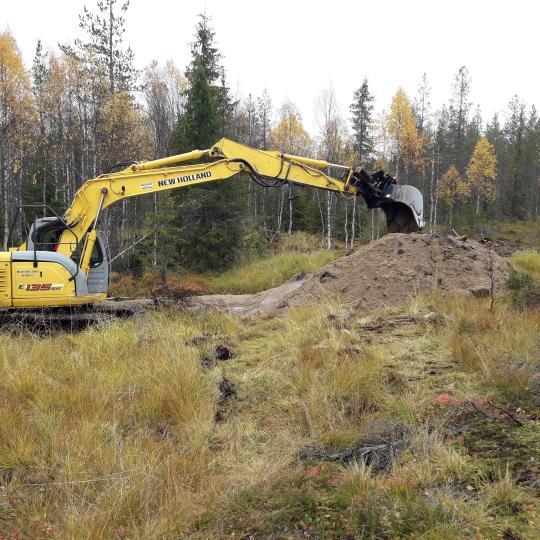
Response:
[110, 232, 346, 297]
[0, 235, 538, 538]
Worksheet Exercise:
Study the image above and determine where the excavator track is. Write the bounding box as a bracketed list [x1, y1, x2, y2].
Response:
[0, 299, 150, 335]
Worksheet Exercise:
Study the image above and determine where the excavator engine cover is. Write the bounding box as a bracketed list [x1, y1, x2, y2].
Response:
[350, 169, 424, 233]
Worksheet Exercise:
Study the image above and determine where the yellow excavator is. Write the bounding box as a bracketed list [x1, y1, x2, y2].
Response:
[0, 138, 423, 323]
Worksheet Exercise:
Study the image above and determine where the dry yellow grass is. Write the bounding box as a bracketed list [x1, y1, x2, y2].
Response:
[510, 249, 540, 281]
[420, 293, 540, 403]
[0, 292, 538, 537]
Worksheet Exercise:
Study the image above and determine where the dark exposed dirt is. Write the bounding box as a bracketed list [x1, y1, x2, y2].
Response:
[200, 345, 235, 369]
[187, 233, 509, 317]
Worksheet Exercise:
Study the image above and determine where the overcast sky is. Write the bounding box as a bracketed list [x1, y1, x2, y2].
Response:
[3, 0, 539, 133]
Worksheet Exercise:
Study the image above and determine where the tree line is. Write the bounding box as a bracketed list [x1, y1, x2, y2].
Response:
[0, 0, 538, 273]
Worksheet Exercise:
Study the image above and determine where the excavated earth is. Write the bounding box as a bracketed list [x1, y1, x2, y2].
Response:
[185, 233, 509, 317]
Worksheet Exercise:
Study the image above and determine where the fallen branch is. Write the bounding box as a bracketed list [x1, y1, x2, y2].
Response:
[487, 401, 525, 426]
[464, 400, 525, 426]
[358, 315, 417, 332]
[451, 228, 467, 241]
[464, 400, 499, 422]
[299, 440, 407, 472]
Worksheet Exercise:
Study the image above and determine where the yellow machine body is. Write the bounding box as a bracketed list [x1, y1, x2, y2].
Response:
[0, 252, 106, 309]
[0, 138, 424, 311]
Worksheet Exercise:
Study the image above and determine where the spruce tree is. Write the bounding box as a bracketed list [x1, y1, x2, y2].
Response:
[486, 113, 506, 218]
[505, 96, 527, 218]
[166, 14, 244, 272]
[350, 78, 374, 164]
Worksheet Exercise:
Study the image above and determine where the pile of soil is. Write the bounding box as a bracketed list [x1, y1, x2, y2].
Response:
[187, 233, 509, 317]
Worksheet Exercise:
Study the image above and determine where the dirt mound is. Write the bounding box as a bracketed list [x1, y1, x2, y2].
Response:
[187, 233, 509, 317]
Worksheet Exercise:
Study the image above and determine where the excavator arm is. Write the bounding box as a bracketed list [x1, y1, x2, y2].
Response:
[56, 138, 424, 267]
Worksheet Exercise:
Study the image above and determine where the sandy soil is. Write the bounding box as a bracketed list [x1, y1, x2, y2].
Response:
[185, 233, 509, 317]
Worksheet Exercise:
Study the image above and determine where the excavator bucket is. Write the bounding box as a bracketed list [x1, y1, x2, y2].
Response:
[350, 169, 424, 233]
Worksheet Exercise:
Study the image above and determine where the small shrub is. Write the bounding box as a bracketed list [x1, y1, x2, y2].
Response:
[109, 270, 212, 298]
[153, 273, 211, 299]
[507, 267, 540, 308]
[126, 252, 145, 278]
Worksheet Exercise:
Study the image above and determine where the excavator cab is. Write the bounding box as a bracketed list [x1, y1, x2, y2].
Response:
[26, 215, 110, 296]
[0, 206, 110, 310]
[26, 217, 110, 294]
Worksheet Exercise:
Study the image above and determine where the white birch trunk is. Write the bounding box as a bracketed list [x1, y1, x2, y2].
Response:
[288, 184, 293, 235]
[350, 196, 356, 248]
[344, 199, 349, 248]
[276, 186, 284, 233]
[326, 191, 332, 249]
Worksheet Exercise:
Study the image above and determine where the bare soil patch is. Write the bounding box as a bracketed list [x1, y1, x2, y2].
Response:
[186, 233, 508, 316]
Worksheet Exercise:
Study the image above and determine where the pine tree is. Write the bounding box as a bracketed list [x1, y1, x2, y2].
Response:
[448, 66, 471, 172]
[523, 106, 540, 218]
[61, 0, 137, 94]
[350, 78, 374, 164]
[413, 73, 431, 134]
[257, 89, 272, 150]
[29, 40, 49, 206]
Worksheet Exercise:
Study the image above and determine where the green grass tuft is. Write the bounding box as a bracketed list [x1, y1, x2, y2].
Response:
[209, 249, 344, 294]
[510, 249, 540, 281]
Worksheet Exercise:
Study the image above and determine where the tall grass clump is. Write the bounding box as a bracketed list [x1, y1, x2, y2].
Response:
[0, 312, 225, 538]
[508, 249, 540, 308]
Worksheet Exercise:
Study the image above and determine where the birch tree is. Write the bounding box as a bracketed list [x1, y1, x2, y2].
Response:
[316, 85, 347, 248]
[466, 137, 497, 215]
[0, 32, 34, 248]
[437, 164, 469, 230]
[269, 102, 311, 234]
[387, 88, 423, 183]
